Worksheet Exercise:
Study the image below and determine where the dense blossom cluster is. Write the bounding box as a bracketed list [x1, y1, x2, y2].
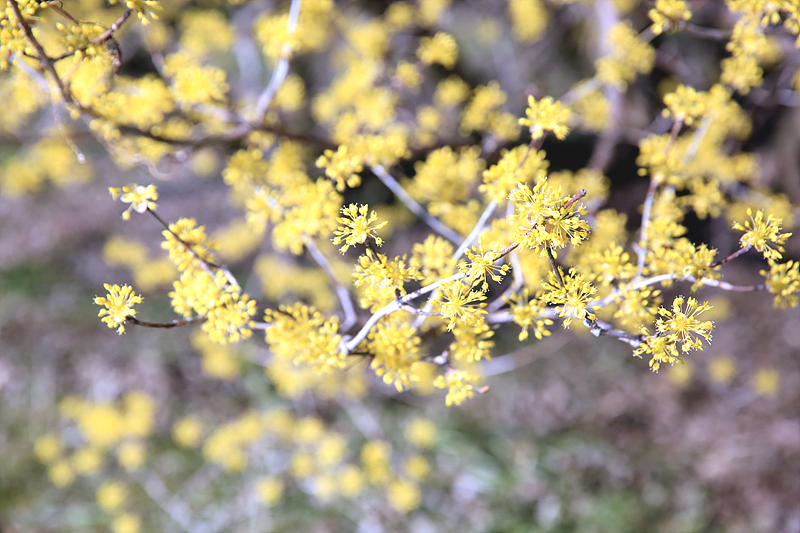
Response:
[3, 0, 798, 527]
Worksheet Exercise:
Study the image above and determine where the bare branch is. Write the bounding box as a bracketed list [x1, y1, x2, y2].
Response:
[253, 0, 302, 123]
[370, 164, 462, 245]
[303, 236, 358, 332]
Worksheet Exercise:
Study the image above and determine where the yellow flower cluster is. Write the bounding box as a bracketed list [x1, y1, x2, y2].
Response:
[333, 204, 388, 253]
[762, 260, 800, 309]
[115, 0, 162, 25]
[596, 22, 655, 89]
[265, 303, 345, 372]
[508, 0, 548, 42]
[508, 289, 554, 341]
[460, 81, 519, 140]
[35, 392, 156, 488]
[733, 208, 792, 261]
[519, 96, 572, 140]
[635, 297, 714, 370]
[56, 22, 105, 60]
[367, 321, 426, 391]
[163, 52, 229, 109]
[94, 284, 143, 334]
[1, 133, 93, 196]
[353, 250, 424, 311]
[541, 268, 597, 328]
[435, 279, 487, 331]
[433, 368, 481, 406]
[416, 32, 458, 69]
[480, 145, 549, 203]
[509, 179, 591, 256]
[0, 0, 48, 69]
[648, 0, 691, 35]
[179, 10, 234, 56]
[109, 183, 158, 220]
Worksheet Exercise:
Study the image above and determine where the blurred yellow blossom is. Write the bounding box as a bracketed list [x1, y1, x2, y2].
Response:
[751, 367, 779, 396]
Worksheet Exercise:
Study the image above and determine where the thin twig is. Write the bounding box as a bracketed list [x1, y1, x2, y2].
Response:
[589, 272, 767, 310]
[344, 272, 465, 353]
[710, 244, 752, 268]
[453, 199, 499, 259]
[487, 203, 525, 312]
[370, 164, 462, 244]
[147, 208, 240, 288]
[8, 0, 72, 102]
[560, 77, 602, 105]
[545, 245, 565, 287]
[582, 315, 645, 347]
[303, 236, 358, 332]
[562, 189, 587, 210]
[126, 315, 206, 329]
[681, 115, 712, 165]
[52, 8, 133, 61]
[253, 0, 302, 123]
[411, 199, 499, 329]
[586, 0, 622, 172]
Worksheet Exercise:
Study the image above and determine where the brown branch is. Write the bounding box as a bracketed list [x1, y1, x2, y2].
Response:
[640, 0, 732, 41]
[545, 245, 565, 288]
[146, 208, 239, 288]
[126, 315, 206, 329]
[678, 21, 732, 42]
[562, 189, 587, 210]
[583, 315, 646, 347]
[8, 0, 72, 103]
[52, 8, 133, 61]
[710, 244, 752, 268]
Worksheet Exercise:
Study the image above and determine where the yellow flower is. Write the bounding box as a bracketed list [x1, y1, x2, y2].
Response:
[596, 22, 655, 89]
[751, 367, 779, 396]
[172, 415, 203, 448]
[94, 284, 143, 334]
[203, 290, 257, 344]
[404, 418, 437, 448]
[433, 368, 480, 406]
[112, 512, 141, 533]
[436, 280, 488, 331]
[361, 440, 392, 485]
[656, 296, 714, 353]
[540, 268, 596, 328]
[509, 180, 590, 255]
[417, 32, 458, 69]
[332, 204, 387, 253]
[733, 208, 792, 261]
[648, 0, 691, 35]
[404, 454, 430, 480]
[48, 460, 75, 487]
[108, 184, 158, 220]
[256, 476, 284, 506]
[97, 480, 128, 513]
[519, 95, 572, 140]
[761, 260, 800, 309]
[633, 333, 681, 372]
[459, 240, 510, 290]
[508, 289, 554, 341]
[708, 355, 736, 385]
[72, 446, 104, 475]
[34, 434, 62, 463]
[387, 478, 422, 513]
[316, 145, 364, 191]
[338, 464, 364, 497]
[117, 440, 146, 471]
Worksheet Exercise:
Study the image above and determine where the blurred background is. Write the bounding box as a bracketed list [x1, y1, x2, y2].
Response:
[1, 0, 800, 531]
